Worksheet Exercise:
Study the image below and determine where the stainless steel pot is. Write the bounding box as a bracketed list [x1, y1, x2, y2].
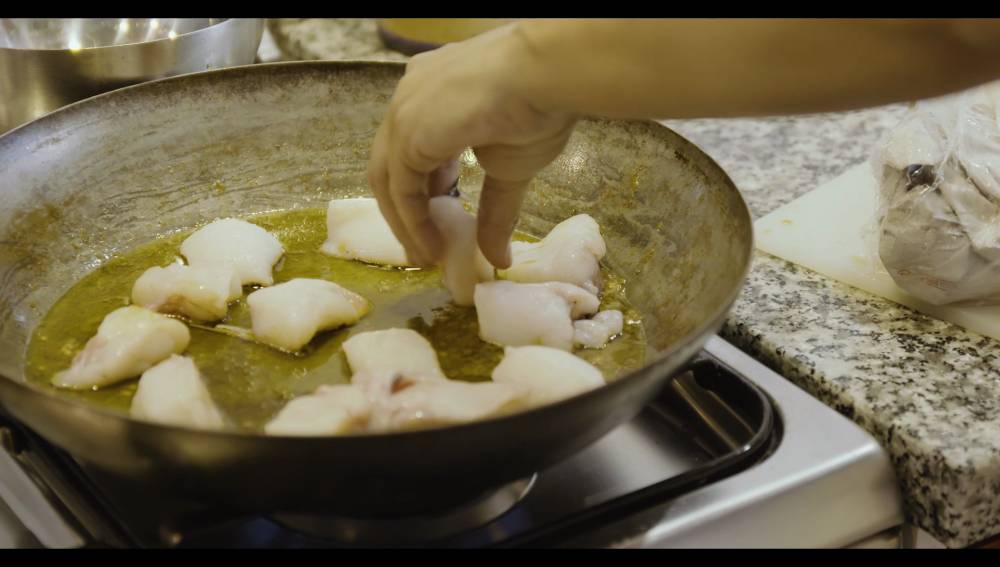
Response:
[0, 18, 264, 133]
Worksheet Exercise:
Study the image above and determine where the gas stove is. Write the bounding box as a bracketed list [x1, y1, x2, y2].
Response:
[0, 336, 904, 548]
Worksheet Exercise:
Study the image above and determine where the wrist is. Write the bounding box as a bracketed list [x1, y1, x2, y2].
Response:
[500, 20, 572, 117]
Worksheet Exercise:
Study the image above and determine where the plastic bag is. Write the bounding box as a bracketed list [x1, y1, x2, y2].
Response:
[871, 81, 1000, 306]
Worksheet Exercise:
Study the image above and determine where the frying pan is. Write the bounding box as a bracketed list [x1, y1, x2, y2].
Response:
[0, 61, 752, 517]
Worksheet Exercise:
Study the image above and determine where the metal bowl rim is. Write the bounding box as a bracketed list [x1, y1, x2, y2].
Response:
[0, 17, 246, 53]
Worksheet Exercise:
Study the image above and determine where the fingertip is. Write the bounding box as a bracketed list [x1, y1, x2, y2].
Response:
[492, 255, 512, 271]
[418, 221, 446, 265]
[400, 212, 445, 268]
[479, 231, 513, 270]
[476, 206, 517, 270]
[400, 243, 426, 268]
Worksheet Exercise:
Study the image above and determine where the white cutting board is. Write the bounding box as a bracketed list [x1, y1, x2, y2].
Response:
[755, 163, 1000, 341]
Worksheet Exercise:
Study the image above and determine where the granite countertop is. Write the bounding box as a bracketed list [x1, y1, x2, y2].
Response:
[266, 19, 1000, 548]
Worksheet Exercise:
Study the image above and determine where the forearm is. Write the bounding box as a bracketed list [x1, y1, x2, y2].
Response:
[513, 18, 1000, 119]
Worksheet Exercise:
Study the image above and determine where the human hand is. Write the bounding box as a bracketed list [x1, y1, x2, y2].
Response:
[366, 22, 577, 268]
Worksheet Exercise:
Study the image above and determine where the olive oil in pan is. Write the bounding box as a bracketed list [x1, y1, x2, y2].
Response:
[25, 208, 646, 431]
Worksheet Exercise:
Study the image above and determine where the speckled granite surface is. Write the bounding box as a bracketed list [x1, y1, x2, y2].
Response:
[669, 112, 1000, 549]
[267, 19, 1000, 548]
[268, 19, 407, 62]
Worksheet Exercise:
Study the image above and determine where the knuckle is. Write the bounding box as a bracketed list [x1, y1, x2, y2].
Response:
[401, 141, 433, 171]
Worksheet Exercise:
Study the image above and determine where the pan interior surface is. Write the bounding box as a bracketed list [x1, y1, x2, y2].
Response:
[24, 207, 647, 430]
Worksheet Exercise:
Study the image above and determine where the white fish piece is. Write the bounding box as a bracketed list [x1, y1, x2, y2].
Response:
[247, 278, 371, 352]
[341, 328, 448, 382]
[473, 281, 600, 351]
[321, 198, 413, 267]
[498, 214, 606, 294]
[573, 310, 625, 349]
[53, 306, 191, 390]
[130, 355, 225, 429]
[131, 263, 242, 322]
[367, 379, 525, 432]
[264, 384, 371, 436]
[180, 218, 284, 286]
[428, 196, 494, 306]
[344, 328, 524, 432]
[351, 370, 446, 403]
[491, 345, 605, 408]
